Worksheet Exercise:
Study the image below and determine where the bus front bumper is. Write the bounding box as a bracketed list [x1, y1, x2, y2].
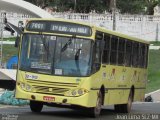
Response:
[15, 86, 97, 108]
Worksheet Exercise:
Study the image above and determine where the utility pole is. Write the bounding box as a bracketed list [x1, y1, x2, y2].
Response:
[0, 12, 5, 68]
[112, 0, 116, 31]
[155, 23, 159, 42]
[74, 0, 77, 13]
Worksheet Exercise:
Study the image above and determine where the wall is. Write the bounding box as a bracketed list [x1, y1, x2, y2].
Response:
[1, 12, 160, 41]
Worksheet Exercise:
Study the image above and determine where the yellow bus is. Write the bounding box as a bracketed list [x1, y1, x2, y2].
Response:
[15, 18, 149, 117]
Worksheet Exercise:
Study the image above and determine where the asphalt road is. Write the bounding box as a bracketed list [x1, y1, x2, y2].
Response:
[0, 102, 160, 120]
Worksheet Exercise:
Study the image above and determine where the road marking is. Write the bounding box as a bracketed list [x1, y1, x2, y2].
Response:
[0, 105, 20, 109]
[134, 101, 160, 104]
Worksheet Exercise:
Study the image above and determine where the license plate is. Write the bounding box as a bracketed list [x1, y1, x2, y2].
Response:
[43, 96, 55, 101]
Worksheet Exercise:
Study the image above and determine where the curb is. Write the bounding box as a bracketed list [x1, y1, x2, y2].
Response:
[145, 89, 160, 96]
[145, 89, 160, 102]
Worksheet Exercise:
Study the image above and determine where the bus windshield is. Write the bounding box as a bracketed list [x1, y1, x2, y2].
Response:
[20, 34, 93, 76]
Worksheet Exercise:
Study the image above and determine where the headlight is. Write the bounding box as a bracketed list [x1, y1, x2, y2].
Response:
[65, 88, 88, 97]
[20, 83, 25, 90]
[20, 82, 32, 91]
[78, 89, 83, 95]
[71, 90, 77, 96]
[26, 84, 32, 91]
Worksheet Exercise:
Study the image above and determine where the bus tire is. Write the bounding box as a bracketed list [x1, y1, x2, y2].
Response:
[89, 91, 103, 118]
[30, 100, 43, 113]
[114, 90, 133, 113]
[122, 90, 133, 113]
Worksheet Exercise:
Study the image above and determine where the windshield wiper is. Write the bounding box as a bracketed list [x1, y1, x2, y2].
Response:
[61, 35, 76, 52]
[75, 48, 81, 75]
[41, 35, 50, 60]
[75, 49, 82, 60]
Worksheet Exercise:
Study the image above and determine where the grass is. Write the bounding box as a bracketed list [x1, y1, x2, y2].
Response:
[1, 37, 17, 63]
[2, 44, 18, 63]
[150, 41, 160, 46]
[1, 41, 160, 93]
[3, 37, 16, 41]
[146, 50, 160, 93]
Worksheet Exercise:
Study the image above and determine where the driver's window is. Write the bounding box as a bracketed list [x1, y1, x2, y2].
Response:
[93, 31, 103, 72]
[95, 40, 101, 63]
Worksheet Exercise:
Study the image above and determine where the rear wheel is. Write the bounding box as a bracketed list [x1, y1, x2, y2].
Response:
[89, 91, 103, 118]
[114, 91, 133, 113]
[30, 100, 43, 113]
[123, 90, 133, 113]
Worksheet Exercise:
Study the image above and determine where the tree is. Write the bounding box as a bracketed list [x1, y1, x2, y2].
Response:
[117, 0, 145, 14]
[25, 0, 108, 13]
[117, 0, 160, 15]
[25, 0, 53, 9]
[75, 0, 106, 13]
[145, 0, 160, 15]
[24, 0, 160, 15]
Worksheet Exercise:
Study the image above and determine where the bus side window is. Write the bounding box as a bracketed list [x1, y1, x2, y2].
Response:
[132, 42, 139, 67]
[139, 43, 145, 68]
[95, 32, 103, 63]
[144, 45, 149, 68]
[125, 41, 132, 67]
[93, 32, 103, 72]
[95, 31, 103, 41]
[110, 36, 118, 65]
[102, 34, 111, 64]
[118, 38, 125, 65]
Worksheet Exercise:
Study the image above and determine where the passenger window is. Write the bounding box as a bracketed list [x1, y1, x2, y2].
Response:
[132, 42, 139, 67]
[144, 45, 149, 68]
[110, 36, 118, 65]
[125, 41, 132, 66]
[118, 38, 125, 65]
[102, 34, 111, 64]
[92, 32, 103, 72]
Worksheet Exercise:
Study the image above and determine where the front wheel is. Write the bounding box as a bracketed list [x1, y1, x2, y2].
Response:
[89, 91, 103, 118]
[30, 100, 43, 113]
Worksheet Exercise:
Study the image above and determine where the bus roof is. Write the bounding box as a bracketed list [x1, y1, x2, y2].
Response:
[95, 26, 150, 44]
[26, 18, 149, 45]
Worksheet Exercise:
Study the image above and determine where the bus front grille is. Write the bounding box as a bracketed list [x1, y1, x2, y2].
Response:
[27, 80, 79, 95]
[32, 86, 69, 95]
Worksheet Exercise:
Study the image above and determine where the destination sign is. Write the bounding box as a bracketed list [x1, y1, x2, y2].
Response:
[26, 21, 92, 36]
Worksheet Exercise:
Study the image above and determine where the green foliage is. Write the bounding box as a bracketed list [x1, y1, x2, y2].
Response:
[3, 37, 16, 41]
[50, 0, 73, 12]
[24, 0, 160, 14]
[50, 0, 107, 13]
[144, 0, 160, 15]
[2, 44, 18, 63]
[146, 50, 160, 93]
[150, 41, 160, 46]
[117, 0, 145, 14]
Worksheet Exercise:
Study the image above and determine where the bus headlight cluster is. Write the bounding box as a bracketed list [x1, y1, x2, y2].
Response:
[20, 83, 25, 90]
[65, 89, 88, 97]
[26, 84, 32, 91]
[19, 82, 32, 91]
